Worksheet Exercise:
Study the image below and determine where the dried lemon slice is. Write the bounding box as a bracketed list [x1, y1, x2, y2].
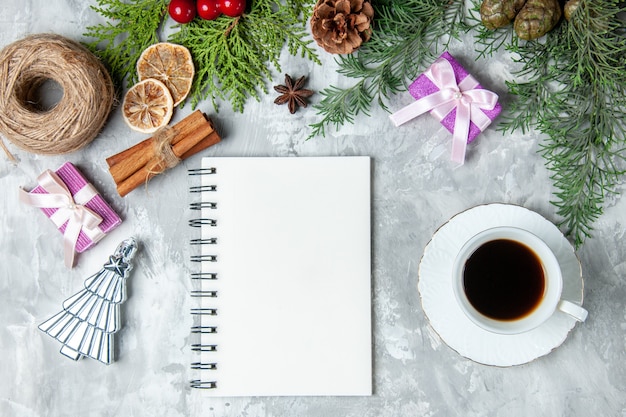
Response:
[137, 42, 195, 106]
[122, 78, 174, 133]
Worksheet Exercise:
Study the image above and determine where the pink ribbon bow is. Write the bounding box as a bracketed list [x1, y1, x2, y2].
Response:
[19, 170, 104, 268]
[389, 56, 499, 164]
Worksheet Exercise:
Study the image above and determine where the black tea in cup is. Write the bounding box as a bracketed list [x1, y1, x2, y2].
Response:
[463, 239, 545, 321]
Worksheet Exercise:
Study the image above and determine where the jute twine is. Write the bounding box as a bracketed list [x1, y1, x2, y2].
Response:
[0, 34, 115, 159]
[142, 126, 181, 193]
[151, 125, 182, 171]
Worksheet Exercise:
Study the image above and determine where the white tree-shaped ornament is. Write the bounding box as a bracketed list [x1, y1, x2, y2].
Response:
[39, 238, 138, 364]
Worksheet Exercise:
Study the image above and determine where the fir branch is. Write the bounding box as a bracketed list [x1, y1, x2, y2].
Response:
[171, 16, 269, 112]
[309, 0, 468, 139]
[309, 81, 372, 138]
[84, 0, 167, 87]
[85, 0, 319, 112]
[500, 0, 626, 247]
[170, 1, 319, 112]
[467, 1, 518, 59]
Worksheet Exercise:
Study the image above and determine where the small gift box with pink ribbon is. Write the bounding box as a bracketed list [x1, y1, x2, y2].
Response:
[389, 52, 502, 164]
[19, 162, 122, 268]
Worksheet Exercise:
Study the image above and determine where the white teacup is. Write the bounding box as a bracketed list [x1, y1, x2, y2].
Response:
[452, 226, 588, 335]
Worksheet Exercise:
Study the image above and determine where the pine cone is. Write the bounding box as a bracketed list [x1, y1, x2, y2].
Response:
[564, 0, 580, 21]
[514, 0, 562, 40]
[480, 0, 527, 30]
[310, 0, 374, 55]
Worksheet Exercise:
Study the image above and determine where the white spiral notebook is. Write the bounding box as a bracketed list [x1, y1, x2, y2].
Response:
[188, 156, 372, 397]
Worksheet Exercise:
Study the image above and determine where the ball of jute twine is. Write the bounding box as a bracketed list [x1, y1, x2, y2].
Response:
[0, 34, 115, 160]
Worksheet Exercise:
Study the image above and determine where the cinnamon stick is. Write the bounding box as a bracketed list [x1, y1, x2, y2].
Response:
[115, 129, 208, 197]
[106, 110, 209, 168]
[105, 137, 152, 170]
[110, 113, 221, 197]
[107, 110, 213, 184]
[180, 130, 221, 160]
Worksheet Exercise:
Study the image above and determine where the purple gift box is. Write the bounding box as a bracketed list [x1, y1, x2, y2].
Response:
[22, 162, 121, 262]
[406, 51, 502, 144]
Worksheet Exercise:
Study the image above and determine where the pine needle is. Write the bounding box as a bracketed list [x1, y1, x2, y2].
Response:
[84, 0, 320, 112]
[308, 0, 468, 139]
[495, 0, 626, 247]
[170, 0, 320, 112]
[84, 0, 167, 87]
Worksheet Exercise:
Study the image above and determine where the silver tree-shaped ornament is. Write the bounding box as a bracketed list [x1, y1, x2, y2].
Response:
[39, 238, 138, 364]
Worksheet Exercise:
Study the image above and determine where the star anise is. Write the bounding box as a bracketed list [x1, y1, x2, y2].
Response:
[273, 74, 314, 114]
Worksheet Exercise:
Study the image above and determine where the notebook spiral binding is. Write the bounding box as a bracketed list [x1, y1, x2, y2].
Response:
[190, 380, 217, 389]
[189, 167, 218, 390]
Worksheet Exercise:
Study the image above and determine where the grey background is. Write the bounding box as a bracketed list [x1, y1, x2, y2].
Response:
[1, 2, 625, 416]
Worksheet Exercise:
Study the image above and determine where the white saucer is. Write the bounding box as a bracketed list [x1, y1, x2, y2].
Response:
[418, 203, 584, 366]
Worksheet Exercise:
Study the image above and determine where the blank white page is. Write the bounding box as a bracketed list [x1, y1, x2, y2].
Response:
[194, 156, 372, 397]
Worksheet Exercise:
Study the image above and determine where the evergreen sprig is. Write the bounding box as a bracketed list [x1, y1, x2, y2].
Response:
[490, 0, 626, 247]
[84, 0, 319, 112]
[169, 0, 320, 112]
[84, 0, 168, 87]
[308, 0, 469, 138]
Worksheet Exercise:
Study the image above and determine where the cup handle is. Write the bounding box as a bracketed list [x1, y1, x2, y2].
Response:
[557, 300, 588, 322]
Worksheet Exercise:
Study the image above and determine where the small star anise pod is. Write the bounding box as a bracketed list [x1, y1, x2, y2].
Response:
[273, 74, 314, 114]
